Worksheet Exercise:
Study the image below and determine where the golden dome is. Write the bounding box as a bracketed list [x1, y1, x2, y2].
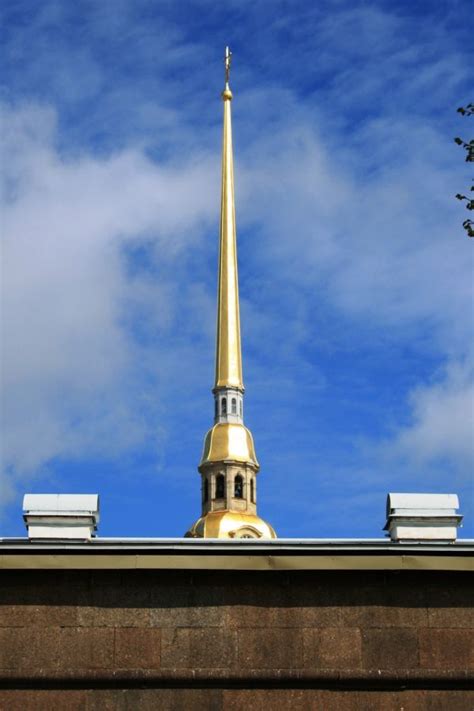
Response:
[199, 423, 259, 469]
[185, 510, 276, 539]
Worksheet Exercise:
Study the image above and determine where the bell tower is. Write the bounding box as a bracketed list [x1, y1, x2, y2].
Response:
[185, 48, 276, 539]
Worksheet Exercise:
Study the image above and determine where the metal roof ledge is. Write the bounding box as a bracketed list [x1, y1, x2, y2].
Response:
[0, 538, 472, 572]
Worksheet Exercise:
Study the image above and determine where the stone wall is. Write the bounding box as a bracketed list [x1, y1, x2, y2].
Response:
[0, 569, 472, 709]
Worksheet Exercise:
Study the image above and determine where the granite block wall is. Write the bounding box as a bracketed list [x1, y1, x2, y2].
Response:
[0, 569, 472, 709]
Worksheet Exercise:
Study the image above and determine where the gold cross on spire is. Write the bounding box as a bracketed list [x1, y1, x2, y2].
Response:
[224, 46, 232, 86]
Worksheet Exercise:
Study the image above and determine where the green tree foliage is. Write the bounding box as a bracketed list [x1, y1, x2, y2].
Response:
[454, 103, 474, 237]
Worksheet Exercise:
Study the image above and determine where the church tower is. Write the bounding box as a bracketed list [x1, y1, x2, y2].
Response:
[186, 49, 276, 539]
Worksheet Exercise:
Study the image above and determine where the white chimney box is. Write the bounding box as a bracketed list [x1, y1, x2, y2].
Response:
[23, 494, 99, 540]
[384, 493, 462, 543]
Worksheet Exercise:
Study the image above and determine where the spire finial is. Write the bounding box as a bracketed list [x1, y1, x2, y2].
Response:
[222, 46, 233, 101]
[225, 46, 232, 85]
[224, 47, 232, 84]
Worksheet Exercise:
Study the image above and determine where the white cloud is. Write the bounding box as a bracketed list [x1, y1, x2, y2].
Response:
[236, 99, 473, 357]
[391, 362, 474, 469]
[233, 89, 474, 479]
[0, 103, 217, 504]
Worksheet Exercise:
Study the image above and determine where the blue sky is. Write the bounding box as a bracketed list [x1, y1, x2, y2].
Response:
[1, 0, 473, 538]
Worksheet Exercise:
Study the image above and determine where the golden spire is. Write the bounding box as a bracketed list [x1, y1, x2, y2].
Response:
[215, 46, 243, 391]
[185, 48, 276, 540]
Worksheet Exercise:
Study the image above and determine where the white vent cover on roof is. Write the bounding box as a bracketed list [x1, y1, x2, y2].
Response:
[384, 493, 462, 543]
[23, 494, 99, 540]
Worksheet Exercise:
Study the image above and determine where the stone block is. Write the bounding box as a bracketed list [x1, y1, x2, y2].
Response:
[147, 573, 224, 608]
[0, 628, 38, 670]
[55, 627, 115, 671]
[0, 691, 87, 711]
[419, 690, 474, 710]
[340, 604, 428, 629]
[161, 627, 236, 669]
[147, 575, 227, 629]
[225, 602, 343, 629]
[10, 627, 116, 671]
[304, 627, 361, 669]
[150, 603, 225, 628]
[84, 689, 224, 711]
[237, 628, 304, 669]
[0, 604, 78, 627]
[428, 606, 474, 629]
[114, 627, 161, 669]
[419, 628, 474, 669]
[77, 605, 150, 627]
[222, 689, 315, 710]
[423, 573, 473, 609]
[361, 628, 419, 670]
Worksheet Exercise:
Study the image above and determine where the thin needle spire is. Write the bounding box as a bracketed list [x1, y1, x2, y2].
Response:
[214, 46, 243, 390]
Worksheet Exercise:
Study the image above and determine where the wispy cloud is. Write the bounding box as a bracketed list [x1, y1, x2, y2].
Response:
[388, 361, 474, 470]
[1, 102, 217, 504]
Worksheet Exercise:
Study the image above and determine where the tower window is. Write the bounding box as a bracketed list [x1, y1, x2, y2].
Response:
[216, 474, 225, 499]
[251, 478, 255, 503]
[221, 398, 227, 415]
[203, 479, 209, 503]
[214, 399, 218, 419]
[234, 474, 243, 499]
[240, 401, 243, 417]
[231, 398, 237, 414]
